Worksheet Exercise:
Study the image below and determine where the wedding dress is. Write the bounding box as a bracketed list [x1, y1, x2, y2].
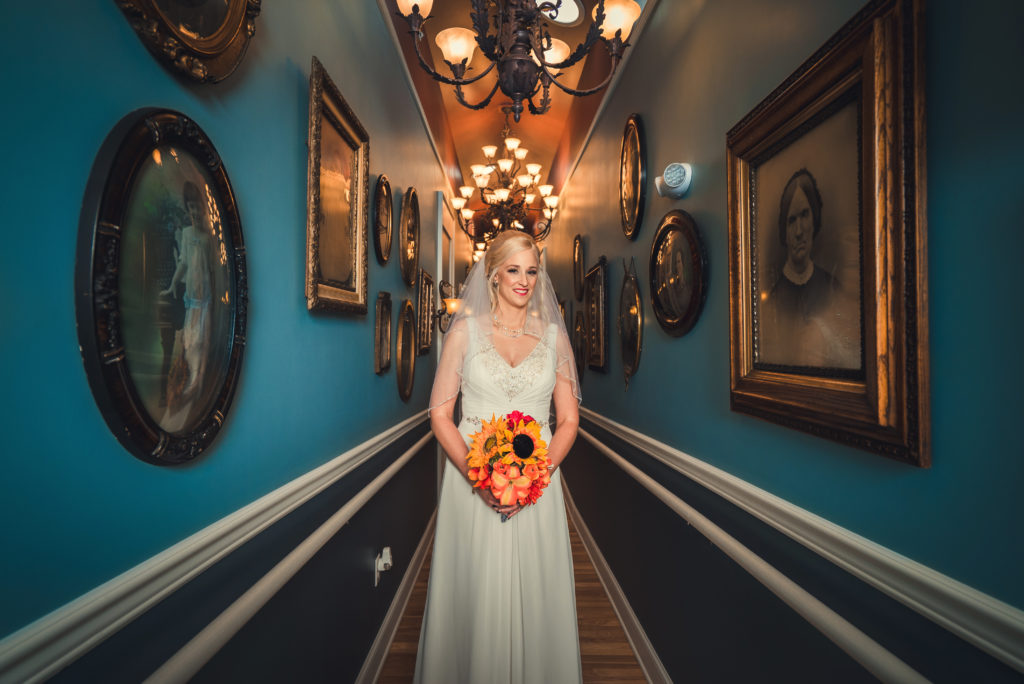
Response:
[414, 316, 582, 684]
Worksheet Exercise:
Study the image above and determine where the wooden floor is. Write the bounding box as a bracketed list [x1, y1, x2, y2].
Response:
[377, 513, 647, 683]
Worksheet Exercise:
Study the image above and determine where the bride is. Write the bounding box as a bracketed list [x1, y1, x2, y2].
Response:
[415, 230, 582, 683]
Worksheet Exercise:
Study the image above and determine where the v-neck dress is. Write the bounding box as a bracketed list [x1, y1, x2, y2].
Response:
[414, 319, 582, 684]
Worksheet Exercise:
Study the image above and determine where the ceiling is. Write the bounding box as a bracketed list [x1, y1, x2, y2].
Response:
[382, 0, 647, 219]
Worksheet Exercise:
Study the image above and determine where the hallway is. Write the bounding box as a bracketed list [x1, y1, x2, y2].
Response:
[378, 509, 648, 683]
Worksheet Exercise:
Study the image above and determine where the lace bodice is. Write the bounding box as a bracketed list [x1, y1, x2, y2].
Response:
[460, 319, 557, 428]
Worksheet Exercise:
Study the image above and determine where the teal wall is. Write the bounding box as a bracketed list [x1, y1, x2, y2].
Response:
[550, 0, 1024, 610]
[0, 3, 443, 637]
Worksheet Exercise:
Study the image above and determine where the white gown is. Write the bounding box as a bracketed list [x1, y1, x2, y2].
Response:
[414, 319, 582, 684]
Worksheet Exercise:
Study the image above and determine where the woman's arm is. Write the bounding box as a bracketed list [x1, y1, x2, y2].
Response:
[545, 372, 579, 471]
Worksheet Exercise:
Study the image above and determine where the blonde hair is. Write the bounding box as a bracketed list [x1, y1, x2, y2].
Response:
[484, 231, 541, 310]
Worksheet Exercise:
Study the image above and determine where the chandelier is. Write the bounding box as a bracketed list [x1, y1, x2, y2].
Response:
[451, 108, 559, 245]
[395, 0, 642, 122]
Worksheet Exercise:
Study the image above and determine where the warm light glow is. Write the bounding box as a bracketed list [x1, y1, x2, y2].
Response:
[494, 188, 511, 201]
[533, 38, 571, 75]
[461, 208, 475, 220]
[594, 0, 641, 40]
[474, 174, 490, 188]
[512, 220, 524, 230]
[525, 193, 536, 204]
[470, 164, 490, 176]
[483, 192, 495, 203]
[482, 145, 498, 159]
[459, 185, 475, 199]
[452, 197, 466, 210]
[397, 0, 434, 17]
[516, 174, 534, 188]
[514, 148, 528, 160]
[435, 27, 477, 63]
[504, 137, 521, 151]
[544, 195, 559, 208]
[539, 184, 554, 197]
[526, 163, 542, 176]
[543, 208, 552, 219]
[496, 158, 514, 173]
[443, 297, 461, 315]
[492, 218, 500, 227]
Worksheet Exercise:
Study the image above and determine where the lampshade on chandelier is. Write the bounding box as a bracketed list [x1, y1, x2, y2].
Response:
[451, 107, 558, 245]
[395, 0, 642, 122]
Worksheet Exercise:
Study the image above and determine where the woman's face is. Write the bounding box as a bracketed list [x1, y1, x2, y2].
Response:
[784, 186, 814, 269]
[493, 247, 539, 312]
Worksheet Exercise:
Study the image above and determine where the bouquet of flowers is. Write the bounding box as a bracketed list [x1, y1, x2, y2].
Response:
[466, 411, 552, 510]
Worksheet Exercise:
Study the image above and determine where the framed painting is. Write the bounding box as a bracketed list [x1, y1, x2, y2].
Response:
[416, 268, 435, 355]
[727, 0, 928, 466]
[649, 210, 707, 337]
[375, 292, 392, 375]
[572, 233, 584, 301]
[75, 108, 248, 465]
[373, 174, 393, 265]
[399, 187, 421, 287]
[620, 113, 646, 240]
[396, 299, 416, 401]
[583, 256, 608, 371]
[618, 258, 643, 388]
[306, 56, 369, 314]
[572, 310, 586, 382]
[116, 0, 262, 83]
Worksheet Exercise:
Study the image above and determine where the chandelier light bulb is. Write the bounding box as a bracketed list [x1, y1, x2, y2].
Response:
[497, 158, 514, 173]
[461, 207, 475, 220]
[543, 208, 552, 219]
[539, 184, 553, 197]
[470, 164, 490, 176]
[435, 27, 477, 63]
[482, 145, 498, 159]
[459, 185, 475, 199]
[533, 38, 571, 76]
[517, 174, 534, 188]
[396, 0, 434, 17]
[525, 193, 536, 204]
[474, 175, 490, 188]
[494, 188, 511, 201]
[514, 148, 528, 160]
[526, 163, 542, 176]
[504, 137, 521, 151]
[595, 0, 641, 41]
[452, 197, 466, 210]
[492, 218, 500, 227]
[544, 195, 559, 208]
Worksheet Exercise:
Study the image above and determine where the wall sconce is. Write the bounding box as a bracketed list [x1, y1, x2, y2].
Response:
[436, 279, 459, 333]
[655, 162, 692, 199]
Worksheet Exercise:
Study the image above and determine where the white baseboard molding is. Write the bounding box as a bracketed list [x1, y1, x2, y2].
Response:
[562, 478, 671, 684]
[356, 510, 436, 684]
[579, 428, 928, 684]
[0, 412, 430, 684]
[580, 408, 1024, 675]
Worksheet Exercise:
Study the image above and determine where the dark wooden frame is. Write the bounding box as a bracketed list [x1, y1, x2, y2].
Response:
[584, 256, 608, 371]
[375, 292, 392, 375]
[620, 113, 647, 240]
[116, 0, 262, 83]
[649, 210, 707, 337]
[572, 233, 584, 301]
[618, 258, 643, 388]
[306, 57, 369, 313]
[75, 108, 247, 465]
[572, 310, 586, 381]
[727, 0, 929, 466]
[373, 174, 393, 265]
[396, 299, 416, 401]
[416, 268, 435, 355]
[399, 187, 421, 287]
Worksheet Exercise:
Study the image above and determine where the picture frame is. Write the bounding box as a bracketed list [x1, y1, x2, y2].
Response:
[116, 0, 262, 83]
[620, 113, 647, 240]
[649, 210, 707, 337]
[75, 108, 248, 465]
[572, 233, 584, 301]
[373, 174, 393, 265]
[416, 268, 435, 355]
[726, 0, 928, 466]
[396, 299, 416, 401]
[618, 258, 643, 388]
[572, 311, 586, 381]
[306, 56, 370, 314]
[583, 256, 608, 371]
[399, 187, 421, 287]
[375, 292, 392, 375]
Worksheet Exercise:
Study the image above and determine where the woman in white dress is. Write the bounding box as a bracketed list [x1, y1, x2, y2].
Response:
[415, 231, 583, 683]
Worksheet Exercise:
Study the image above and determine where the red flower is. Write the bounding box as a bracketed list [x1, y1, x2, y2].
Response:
[506, 410, 535, 430]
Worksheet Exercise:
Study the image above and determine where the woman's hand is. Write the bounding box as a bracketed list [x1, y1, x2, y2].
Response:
[475, 486, 521, 518]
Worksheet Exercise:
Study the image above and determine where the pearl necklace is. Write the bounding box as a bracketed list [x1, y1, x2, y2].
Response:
[491, 312, 524, 338]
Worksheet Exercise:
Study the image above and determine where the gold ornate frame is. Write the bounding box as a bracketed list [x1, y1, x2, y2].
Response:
[116, 0, 262, 83]
[727, 0, 928, 466]
[416, 268, 435, 355]
[584, 256, 608, 371]
[396, 300, 416, 401]
[375, 292, 392, 375]
[306, 57, 369, 314]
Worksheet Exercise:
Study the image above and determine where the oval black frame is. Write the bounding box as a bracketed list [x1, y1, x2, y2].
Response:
[373, 174, 393, 265]
[399, 187, 420, 287]
[572, 233, 584, 301]
[619, 263, 643, 387]
[620, 113, 647, 240]
[396, 299, 416, 401]
[649, 210, 707, 337]
[75, 108, 248, 465]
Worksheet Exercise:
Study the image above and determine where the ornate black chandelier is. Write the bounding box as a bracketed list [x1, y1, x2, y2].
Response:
[452, 107, 559, 244]
[395, 0, 642, 122]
